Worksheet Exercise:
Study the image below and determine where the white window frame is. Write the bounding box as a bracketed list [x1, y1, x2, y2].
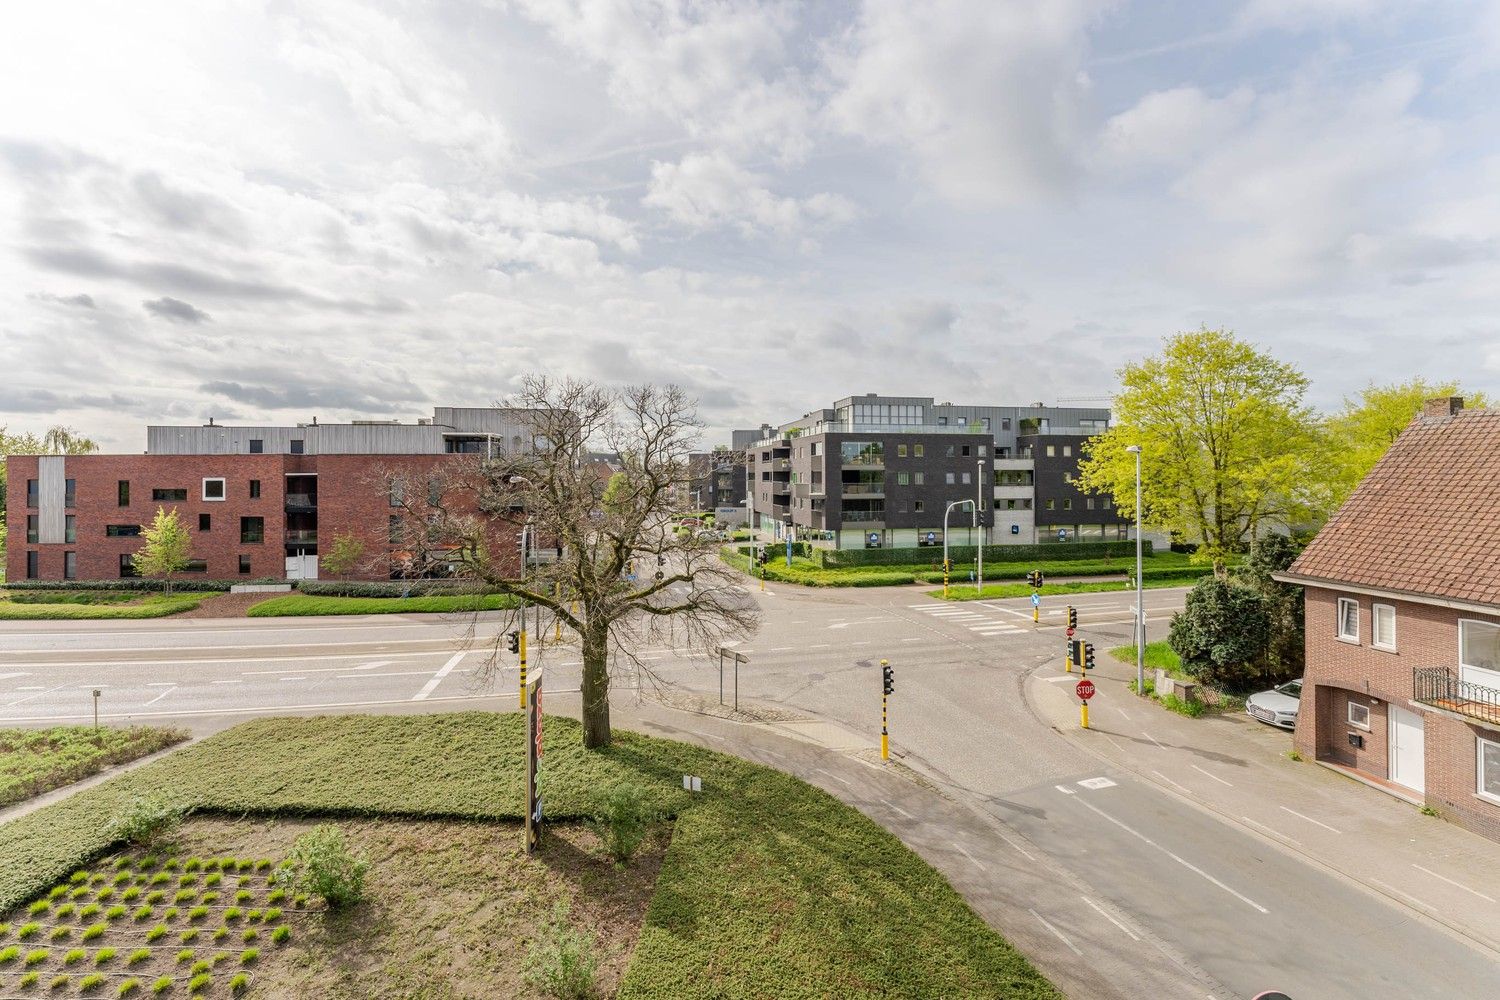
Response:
[201, 477, 227, 502]
[1459, 618, 1500, 690]
[1336, 597, 1360, 643]
[1347, 701, 1371, 730]
[1478, 735, 1500, 806]
[1371, 603, 1397, 652]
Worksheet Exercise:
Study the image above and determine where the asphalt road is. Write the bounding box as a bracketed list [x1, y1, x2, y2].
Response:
[4, 583, 1499, 998]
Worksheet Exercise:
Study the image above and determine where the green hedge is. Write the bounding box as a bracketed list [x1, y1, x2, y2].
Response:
[293, 580, 491, 598]
[815, 539, 1151, 567]
[1, 579, 252, 592]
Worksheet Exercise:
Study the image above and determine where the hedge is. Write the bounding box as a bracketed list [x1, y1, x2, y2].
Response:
[1, 579, 254, 593]
[2, 579, 501, 598]
[294, 580, 494, 598]
[815, 540, 1151, 567]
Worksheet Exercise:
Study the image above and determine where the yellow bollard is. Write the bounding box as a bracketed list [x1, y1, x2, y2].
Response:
[1033, 606, 1039, 624]
[1081, 702, 1089, 729]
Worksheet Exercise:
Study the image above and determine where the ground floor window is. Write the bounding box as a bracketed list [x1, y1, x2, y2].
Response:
[1479, 737, 1500, 805]
[64, 551, 76, 580]
[1348, 701, 1370, 729]
[120, 554, 137, 578]
[26, 551, 38, 579]
[239, 555, 252, 575]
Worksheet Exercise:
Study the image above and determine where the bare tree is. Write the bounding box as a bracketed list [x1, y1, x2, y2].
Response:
[380, 376, 760, 749]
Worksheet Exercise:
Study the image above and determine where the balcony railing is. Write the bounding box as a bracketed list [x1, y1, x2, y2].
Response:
[284, 529, 318, 544]
[842, 484, 885, 496]
[841, 507, 885, 524]
[285, 492, 317, 508]
[1414, 666, 1500, 726]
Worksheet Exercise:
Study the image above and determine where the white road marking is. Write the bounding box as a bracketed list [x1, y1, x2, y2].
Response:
[814, 768, 853, 788]
[1412, 864, 1497, 903]
[766, 646, 795, 652]
[1278, 806, 1341, 834]
[338, 669, 472, 680]
[146, 682, 176, 687]
[1082, 896, 1139, 940]
[0, 673, 30, 681]
[886, 802, 915, 820]
[141, 686, 177, 707]
[413, 651, 467, 701]
[1370, 877, 1437, 913]
[1042, 675, 1077, 683]
[210, 680, 243, 685]
[1072, 798, 1269, 913]
[279, 677, 307, 682]
[5, 682, 73, 707]
[14, 686, 45, 691]
[1152, 770, 1192, 795]
[995, 830, 1037, 861]
[1190, 764, 1233, 787]
[1028, 909, 1082, 956]
[955, 843, 985, 871]
[899, 637, 922, 642]
[1142, 731, 1167, 750]
[1054, 785, 1077, 795]
[1115, 707, 1131, 720]
[1077, 777, 1117, 790]
[808, 643, 830, 649]
[1240, 816, 1299, 845]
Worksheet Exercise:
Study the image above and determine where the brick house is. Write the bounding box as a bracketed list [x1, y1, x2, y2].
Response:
[1278, 397, 1500, 841]
[6, 408, 534, 583]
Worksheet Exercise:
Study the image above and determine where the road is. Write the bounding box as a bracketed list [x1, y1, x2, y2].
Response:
[4, 582, 1500, 998]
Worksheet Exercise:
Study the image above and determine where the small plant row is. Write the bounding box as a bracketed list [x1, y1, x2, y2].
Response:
[5, 967, 255, 996]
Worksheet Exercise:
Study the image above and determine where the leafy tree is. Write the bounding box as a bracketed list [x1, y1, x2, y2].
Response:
[134, 508, 192, 594]
[1076, 327, 1319, 576]
[1323, 379, 1488, 509]
[1168, 577, 1271, 690]
[319, 532, 366, 580]
[1235, 533, 1305, 680]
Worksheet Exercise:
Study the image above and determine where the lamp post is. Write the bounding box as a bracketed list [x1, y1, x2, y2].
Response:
[1125, 445, 1144, 697]
[943, 499, 975, 599]
[976, 458, 985, 595]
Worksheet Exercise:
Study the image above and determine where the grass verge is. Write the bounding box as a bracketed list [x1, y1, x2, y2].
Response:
[0, 726, 188, 809]
[245, 594, 520, 617]
[0, 593, 216, 620]
[929, 574, 1206, 601]
[0, 713, 1058, 999]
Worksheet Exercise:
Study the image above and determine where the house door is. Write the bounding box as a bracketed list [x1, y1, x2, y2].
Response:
[1388, 705, 1426, 794]
[285, 553, 319, 581]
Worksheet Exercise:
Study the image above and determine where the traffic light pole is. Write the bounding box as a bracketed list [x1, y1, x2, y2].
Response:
[518, 602, 528, 709]
[880, 658, 891, 761]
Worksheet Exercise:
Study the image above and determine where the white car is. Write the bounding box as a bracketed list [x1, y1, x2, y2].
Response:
[1246, 679, 1302, 730]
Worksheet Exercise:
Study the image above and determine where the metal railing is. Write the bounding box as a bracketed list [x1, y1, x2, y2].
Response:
[1414, 666, 1500, 726]
[841, 484, 885, 496]
[284, 529, 318, 544]
[284, 492, 317, 507]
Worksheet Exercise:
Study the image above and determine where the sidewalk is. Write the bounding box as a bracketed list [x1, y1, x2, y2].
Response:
[1029, 651, 1500, 959]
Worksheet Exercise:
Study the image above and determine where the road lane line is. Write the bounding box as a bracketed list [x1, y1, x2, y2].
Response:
[413, 652, 467, 701]
[1054, 785, 1077, 794]
[1189, 765, 1233, 787]
[995, 830, 1037, 861]
[338, 670, 472, 679]
[146, 682, 176, 687]
[813, 768, 853, 788]
[899, 637, 922, 642]
[1152, 770, 1192, 795]
[5, 682, 73, 707]
[1278, 806, 1341, 834]
[1370, 877, 1438, 913]
[1240, 816, 1299, 846]
[279, 677, 307, 682]
[1115, 707, 1131, 720]
[1082, 896, 1139, 940]
[140, 686, 177, 707]
[210, 680, 243, 685]
[0, 673, 31, 681]
[955, 844, 985, 871]
[1412, 864, 1497, 902]
[1028, 909, 1082, 956]
[1142, 731, 1167, 750]
[886, 802, 914, 820]
[1072, 798, 1268, 913]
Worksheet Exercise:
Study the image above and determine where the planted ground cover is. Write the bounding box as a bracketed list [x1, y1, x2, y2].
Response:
[0, 593, 216, 621]
[0, 714, 1058, 999]
[0, 727, 188, 809]
[1108, 641, 1246, 717]
[929, 573, 1207, 601]
[244, 593, 518, 617]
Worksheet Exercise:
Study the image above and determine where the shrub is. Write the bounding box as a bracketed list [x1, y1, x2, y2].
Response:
[239, 947, 258, 965]
[241, 928, 257, 943]
[201, 874, 219, 888]
[121, 888, 140, 903]
[63, 948, 86, 965]
[48, 927, 71, 941]
[179, 929, 198, 943]
[82, 923, 107, 941]
[69, 872, 89, 884]
[211, 928, 227, 942]
[96, 888, 115, 902]
[132, 906, 153, 922]
[229, 972, 249, 994]
[28, 900, 49, 916]
[262, 908, 281, 923]
[199, 892, 219, 904]
[79, 903, 102, 919]
[144, 891, 165, 905]
[106, 906, 127, 921]
[145, 925, 168, 943]
[589, 783, 656, 864]
[25, 948, 50, 966]
[71, 886, 90, 899]
[126, 948, 151, 967]
[188, 960, 210, 976]
[48, 974, 68, 991]
[151, 978, 173, 996]
[522, 902, 599, 1000]
[188, 973, 211, 994]
[20, 971, 39, 987]
[233, 890, 252, 904]
[223, 907, 243, 922]
[19, 922, 42, 939]
[175, 950, 193, 965]
[187, 907, 207, 922]
[282, 826, 368, 910]
[118, 979, 142, 997]
[139, 856, 159, 869]
[269, 925, 290, 945]
[112, 873, 132, 886]
[94, 948, 118, 965]
[265, 888, 284, 904]
[54, 902, 76, 919]
[103, 797, 186, 852]
[0, 945, 19, 964]
[245, 909, 262, 923]
[148, 874, 170, 886]
[79, 972, 105, 991]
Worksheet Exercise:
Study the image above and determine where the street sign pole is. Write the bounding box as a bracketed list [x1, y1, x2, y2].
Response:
[524, 672, 543, 853]
[1076, 677, 1095, 729]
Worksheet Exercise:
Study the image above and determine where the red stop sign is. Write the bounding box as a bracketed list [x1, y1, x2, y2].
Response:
[1076, 679, 1096, 701]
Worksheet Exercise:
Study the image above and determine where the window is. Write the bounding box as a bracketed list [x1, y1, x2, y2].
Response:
[1085, 498, 1095, 510]
[202, 478, 226, 501]
[239, 555, 252, 575]
[897, 472, 910, 486]
[26, 515, 38, 543]
[26, 551, 38, 579]
[945, 472, 955, 485]
[106, 525, 141, 537]
[26, 479, 37, 507]
[249, 479, 261, 499]
[249, 438, 263, 454]
[914, 500, 924, 513]
[810, 442, 820, 457]
[839, 441, 883, 465]
[289, 439, 305, 455]
[1023, 499, 1033, 509]
[183, 559, 208, 573]
[1479, 736, 1500, 804]
[1103, 498, 1112, 509]
[1046, 499, 1056, 510]
[240, 517, 264, 543]
[938, 416, 948, 426]
[978, 445, 987, 457]
[199, 513, 211, 531]
[1005, 499, 1017, 510]
[1372, 604, 1396, 651]
[65, 478, 76, 507]
[1337, 598, 1359, 642]
[1001, 418, 1011, 430]
[898, 444, 908, 458]
[153, 488, 188, 502]
[119, 553, 137, 578]
[1046, 445, 1056, 457]
[1062, 446, 1072, 457]
[65, 514, 76, 543]
[118, 480, 130, 506]
[1459, 619, 1500, 687]
[64, 551, 76, 580]
[945, 445, 955, 457]
[982, 417, 991, 430]
[389, 515, 402, 543]
[961, 472, 971, 484]
[1348, 701, 1371, 729]
[961, 445, 971, 457]
[427, 478, 441, 506]
[913, 444, 924, 458]
[914, 472, 924, 486]
[1063, 499, 1072, 510]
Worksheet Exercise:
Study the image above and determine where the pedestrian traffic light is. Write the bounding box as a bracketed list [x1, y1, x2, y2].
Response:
[507, 630, 520, 654]
[882, 661, 894, 696]
[1035, 570, 1045, 588]
[1067, 606, 1078, 629]
[1083, 642, 1095, 672]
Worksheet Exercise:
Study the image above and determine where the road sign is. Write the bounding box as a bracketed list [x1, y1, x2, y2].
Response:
[1031, 593, 1041, 607]
[1076, 678, 1096, 701]
[925, 531, 936, 544]
[1065, 626, 1075, 637]
[1057, 528, 1068, 541]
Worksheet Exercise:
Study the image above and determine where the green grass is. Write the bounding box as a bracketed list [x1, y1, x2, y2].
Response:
[0, 713, 1057, 999]
[1108, 640, 1182, 674]
[724, 547, 1212, 589]
[245, 593, 520, 617]
[0, 592, 215, 620]
[929, 573, 1207, 601]
[0, 725, 187, 809]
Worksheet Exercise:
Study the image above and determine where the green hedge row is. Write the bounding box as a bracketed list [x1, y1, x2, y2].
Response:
[3, 578, 499, 598]
[814, 539, 1151, 567]
[294, 580, 489, 597]
[1, 578, 257, 592]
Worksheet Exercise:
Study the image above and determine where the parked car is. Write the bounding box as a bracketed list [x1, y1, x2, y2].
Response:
[1246, 679, 1303, 730]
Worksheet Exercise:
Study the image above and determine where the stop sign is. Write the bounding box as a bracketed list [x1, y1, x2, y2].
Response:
[1076, 679, 1096, 701]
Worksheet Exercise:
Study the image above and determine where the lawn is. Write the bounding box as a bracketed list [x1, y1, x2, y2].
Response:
[0, 592, 216, 620]
[0, 714, 1059, 999]
[246, 594, 519, 617]
[928, 574, 1207, 601]
[1107, 640, 1182, 674]
[0, 726, 188, 809]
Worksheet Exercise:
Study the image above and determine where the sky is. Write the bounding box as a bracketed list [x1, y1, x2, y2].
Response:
[3, 0, 1500, 451]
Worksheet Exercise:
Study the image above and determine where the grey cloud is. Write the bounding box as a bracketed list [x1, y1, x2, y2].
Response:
[30, 292, 95, 308]
[0, 387, 138, 413]
[144, 296, 212, 324]
[200, 368, 429, 413]
[132, 171, 246, 241]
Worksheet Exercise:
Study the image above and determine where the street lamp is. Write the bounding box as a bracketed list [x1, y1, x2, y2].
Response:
[976, 458, 986, 596]
[943, 499, 975, 599]
[1125, 445, 1144, 697]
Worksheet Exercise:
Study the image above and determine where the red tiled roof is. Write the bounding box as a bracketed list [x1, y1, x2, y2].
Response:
[1289, 406, 1500, 608]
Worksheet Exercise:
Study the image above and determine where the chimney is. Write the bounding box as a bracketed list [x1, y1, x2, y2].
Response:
[1423, 396, 1464, 419]
[312, 416, 318, 426]
[207, 417, 214, 426]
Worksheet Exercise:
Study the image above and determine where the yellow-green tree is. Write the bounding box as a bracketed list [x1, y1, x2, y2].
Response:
[1076, 328, 1319, 576]
[1323, 379, 1488, 509]
[135, 507, 192, 593]
[320, 531, 367, 580]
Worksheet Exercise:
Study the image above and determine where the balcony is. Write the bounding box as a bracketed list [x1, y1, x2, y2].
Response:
[284, 529, 318, 545]
[285, 492, 317, 511]
[841, 506, 885, 524]
[1414, 667, 1500, 728]
[842, 483, 885, 497]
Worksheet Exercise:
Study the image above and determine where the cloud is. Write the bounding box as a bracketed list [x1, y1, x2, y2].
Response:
[1101, 86, 1255, 167]
[199, 371, 428, 413]
[644, 151, 857, 236]
[132, 172, 246, 242]
[29, 292, 95, 308]
[1236, 0, 1392, 32]
[143, 296, 211, 323]
[0, 387, 138, 413]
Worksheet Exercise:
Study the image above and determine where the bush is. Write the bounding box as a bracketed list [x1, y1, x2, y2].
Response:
[103, 795, 186, 851]
[151, 979, 172, 996]
[188, 973, 211, 994]
[79, 972, 105, 991]
[815, 539, 1151, 568]
[126, 949, 151, 967]
[522, 901, 599, 1000]
[0, 945, 18, 964]
[118, 979, 141, 997]
[93, 948, 117, 965]
[293, 579, 492, 598]
[145, 925, 167, 943]
[82, 923, 106, 941]
[269, 925, 290, 945]
[230, 972, 249, 994]
[280, 825, 369, 910]
[239, 948, 258, 965]
[588, 783, 656, 864]
[1168, 578, 1271, 690]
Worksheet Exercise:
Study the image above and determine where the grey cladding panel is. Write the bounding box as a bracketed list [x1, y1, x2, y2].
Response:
[37, 456, 65, 543]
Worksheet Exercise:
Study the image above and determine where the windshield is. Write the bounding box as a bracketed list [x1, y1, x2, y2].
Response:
[1277, 680, 1303, 699]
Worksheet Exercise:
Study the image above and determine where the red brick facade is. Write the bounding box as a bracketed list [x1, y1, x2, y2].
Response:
[1296, 586, 1500, 842]
[5, 453, 521, 583]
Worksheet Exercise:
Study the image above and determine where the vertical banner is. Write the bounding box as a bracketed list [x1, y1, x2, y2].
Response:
[524, 678, 543, 853]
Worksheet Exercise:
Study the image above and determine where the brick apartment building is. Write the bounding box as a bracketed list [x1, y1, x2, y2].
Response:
[7, 407, 535, 583]
[1279, 398, 1500, 842]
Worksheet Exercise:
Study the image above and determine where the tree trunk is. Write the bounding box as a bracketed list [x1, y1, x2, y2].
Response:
[580, 624, 612, 749]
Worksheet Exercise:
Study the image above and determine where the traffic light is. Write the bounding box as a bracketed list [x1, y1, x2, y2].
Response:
[1069, 639, 1083, 667]
[1067, 606, 1078, 629]
[657, 554, 665, 566]
[1083, 642, 1096, 672]
[507, 630, 520, 654]
[1035, 570, 1045, 588]
[882, 661, 895, 696]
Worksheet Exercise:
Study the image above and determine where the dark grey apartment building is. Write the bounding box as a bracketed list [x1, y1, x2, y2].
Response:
[747, 394, 1130, 548]
[687, 449, 748, 523]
